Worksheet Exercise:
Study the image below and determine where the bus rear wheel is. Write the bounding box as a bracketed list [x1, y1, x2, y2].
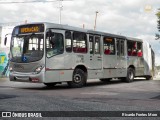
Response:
[68, 68, 87, 88]
[125, 67, 135, 83]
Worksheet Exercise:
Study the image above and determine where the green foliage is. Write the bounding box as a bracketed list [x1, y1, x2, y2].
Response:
[156, 8, 160, 17]
[156, 9, 160, 31]
[156, 9, 160, 40]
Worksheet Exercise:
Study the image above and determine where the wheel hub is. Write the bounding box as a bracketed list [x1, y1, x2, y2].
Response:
[129, 71, 133, 80]
[74, 74, 81, 83]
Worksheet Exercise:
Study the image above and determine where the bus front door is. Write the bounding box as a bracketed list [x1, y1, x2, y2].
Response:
[45, 29, 65, 83]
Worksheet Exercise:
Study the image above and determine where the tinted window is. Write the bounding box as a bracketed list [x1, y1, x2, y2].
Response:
[127, 41, 137, 56]
[46, 32, 64, 58]
[89, 35, 94, 54]
[73, 32, 87, 53]
[95, 36, 100, 54]
[117, 39, 125, 56]
[103, 37, 115, 55]
[65, 31, 72, 52]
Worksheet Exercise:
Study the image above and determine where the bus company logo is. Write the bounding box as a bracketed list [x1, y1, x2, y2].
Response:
[2, 112, 11, 117]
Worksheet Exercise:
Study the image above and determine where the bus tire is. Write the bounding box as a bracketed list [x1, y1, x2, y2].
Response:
[44, 83, 57, 87]
[68, 68, 86, 88]
[125, 67, 135, 83]
[100, 78, 111, 82]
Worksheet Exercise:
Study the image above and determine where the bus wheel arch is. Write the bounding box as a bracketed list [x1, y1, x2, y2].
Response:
[67, 65, 88, 88]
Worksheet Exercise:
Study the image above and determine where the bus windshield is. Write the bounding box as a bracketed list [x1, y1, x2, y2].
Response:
[10, 34, 44, 63]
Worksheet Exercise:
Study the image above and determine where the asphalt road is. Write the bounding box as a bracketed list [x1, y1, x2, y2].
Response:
[0, 78, 160, 120]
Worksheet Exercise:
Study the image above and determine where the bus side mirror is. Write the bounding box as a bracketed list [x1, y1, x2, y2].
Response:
[46, 30, 55, 37]
[4, 37, 7, 46]
[47, 30, 55, 44]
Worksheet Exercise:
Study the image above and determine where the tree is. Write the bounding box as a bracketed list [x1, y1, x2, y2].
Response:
[156, 9, 160, 40]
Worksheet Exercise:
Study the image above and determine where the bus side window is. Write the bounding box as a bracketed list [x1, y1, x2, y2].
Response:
[89, 35, 94, 54]
[95, 36, 100, 54]
[127, 41, 137, 56]
[137, 42, 143, 57]
[103, 37, 115, 55]
[116, 39, 125, 56]
[73, 32, 87, 53]
[116, 40, 120, 56]
[65, 31, 72, 52]
[120, 40, 125, 56]
[46, 32, 64, 57]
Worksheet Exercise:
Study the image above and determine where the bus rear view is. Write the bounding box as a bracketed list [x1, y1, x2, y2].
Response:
[9, 24, 45, 83]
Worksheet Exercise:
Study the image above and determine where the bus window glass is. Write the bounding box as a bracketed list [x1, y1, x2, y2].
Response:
[65, 31, 72, 52]
[89, 35, 94, 54]
[95, 36, 100, 54]
[10, 34, 44, 63]
[46, 32, 64, 58]
[73, 32, 87, 53]
[116, 40, 120, 56]
[127, 41, 137, 56]
[28, 38, 43, 51]
[137, 42, 143, 57]
[120, 40, 125, 56]
[103, 37, 115, 55]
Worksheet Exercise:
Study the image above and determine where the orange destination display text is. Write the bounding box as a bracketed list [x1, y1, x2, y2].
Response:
[20, 26, 39, 33]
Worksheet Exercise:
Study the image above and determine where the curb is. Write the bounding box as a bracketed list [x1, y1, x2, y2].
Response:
[0, 77, 9, 81]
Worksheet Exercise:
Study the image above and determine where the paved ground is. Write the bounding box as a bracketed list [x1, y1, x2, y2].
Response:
[0, 77, 160, 120]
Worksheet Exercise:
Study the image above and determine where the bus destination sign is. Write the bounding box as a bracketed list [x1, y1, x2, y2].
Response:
[20, 26, 39, 33]
[14, 24, 45, 34]
[105, 38, 113, 42]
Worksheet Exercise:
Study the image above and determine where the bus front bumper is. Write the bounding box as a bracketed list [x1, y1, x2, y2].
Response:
[9, 71, 45, 83]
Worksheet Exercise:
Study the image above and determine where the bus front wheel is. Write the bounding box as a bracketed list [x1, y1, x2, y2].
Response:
[68, 68, 87, 88]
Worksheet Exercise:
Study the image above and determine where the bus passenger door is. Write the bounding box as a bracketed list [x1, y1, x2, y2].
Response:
[89, 35, 102, 78]
[45, 29, 65, 83]
[116, 39, 127, 77]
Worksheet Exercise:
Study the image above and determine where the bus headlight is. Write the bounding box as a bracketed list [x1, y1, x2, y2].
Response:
[35, 66, 44, 73]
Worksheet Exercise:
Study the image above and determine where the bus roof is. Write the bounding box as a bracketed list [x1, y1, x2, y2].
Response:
[88, 30, 126, 39]
[16, 22, 88, 33]
[16, 22, 143, 42]
[125, 36, 143, 42]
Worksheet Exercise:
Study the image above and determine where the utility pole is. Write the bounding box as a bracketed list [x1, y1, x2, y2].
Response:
[58, 0, 63, 24]
[94, 11, 98, 31]
[83, 24, 85, 29]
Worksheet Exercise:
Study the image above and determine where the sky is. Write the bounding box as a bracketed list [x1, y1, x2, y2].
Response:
[0, 0, 160, 64]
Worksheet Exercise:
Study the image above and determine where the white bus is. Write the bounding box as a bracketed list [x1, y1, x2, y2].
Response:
[5, 23, 155, 87]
